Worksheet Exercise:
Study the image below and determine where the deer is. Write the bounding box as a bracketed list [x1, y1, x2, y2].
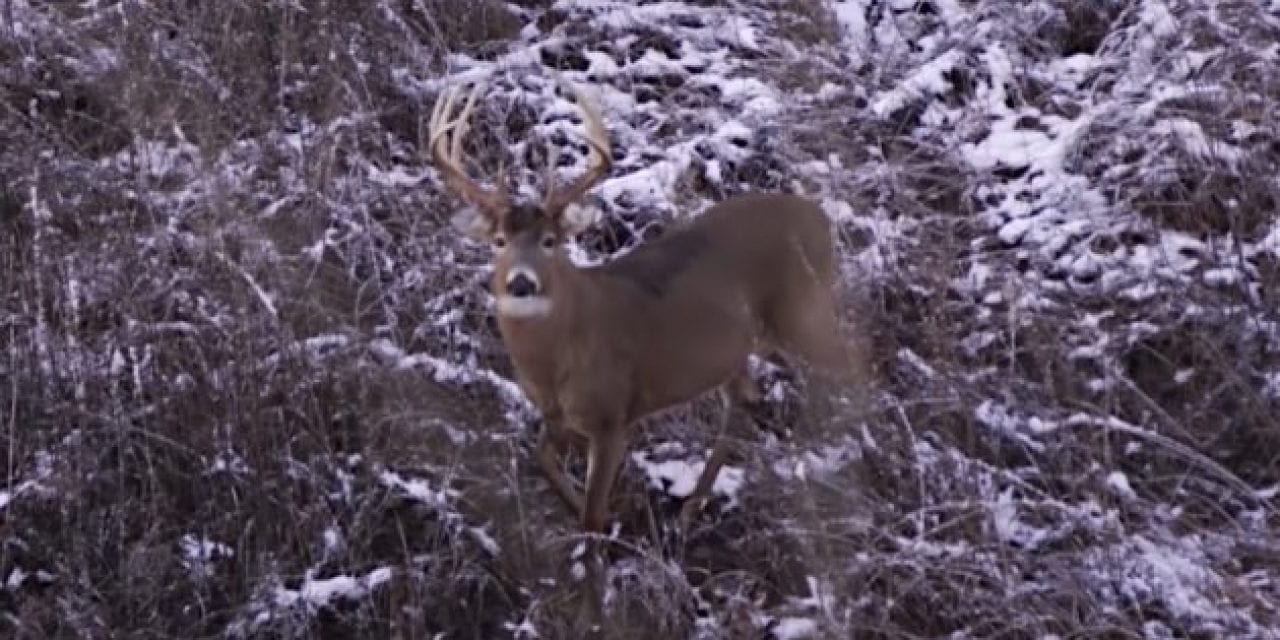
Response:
[426, 80, 853, 541]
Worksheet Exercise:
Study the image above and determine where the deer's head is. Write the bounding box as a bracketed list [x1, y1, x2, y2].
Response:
[427, 82, 612, 319]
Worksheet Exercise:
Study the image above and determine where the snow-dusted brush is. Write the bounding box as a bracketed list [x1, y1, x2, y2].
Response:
[426, 79, 859, 541]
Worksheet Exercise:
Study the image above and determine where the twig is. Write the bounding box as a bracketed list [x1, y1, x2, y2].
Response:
[6, 322, 16, 493]
[214, 250, 280, 322]
[1064, 407, 1272, 513]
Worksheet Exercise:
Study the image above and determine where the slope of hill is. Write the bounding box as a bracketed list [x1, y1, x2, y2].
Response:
[2, 1, 1278, 637]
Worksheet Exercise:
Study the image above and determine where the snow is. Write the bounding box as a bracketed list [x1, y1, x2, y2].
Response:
[180, 534, 233, 579]
[4, 567, 53, 591]
[1120, 536, 1222, 624]
[1106, 471, 1138, 501]
[273, 566, 395, 610]
[964, 111, 1090, 176]
[322, 527, 343, 555]
[1152, 118, 1243, 166]
[871, 48, 964, 117]
[1141, 0, 1180, 39]
[364, 162, 424, 188]
[991, 487, 1051, 549]
[631, 451, 745, 502]
[378, 470, 457, 509]
[468, 526, 502, 556]
[370, 338, 536, 421]
[0, 482, 36, 512]
[257, 334, 350, 371]
[831, 1, 869, 62]
[772, 617, 819, 639]
[974, 400, 1046, 453]
[1202, 267, 1242, 287]
[0, 452, 56, 513]
[1264, 372, 1280, 400]
[504, 617, 542, 639]
[712, 77, 783, 118]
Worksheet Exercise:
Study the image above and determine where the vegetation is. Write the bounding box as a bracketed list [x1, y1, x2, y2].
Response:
[2, 0, 1278, 637]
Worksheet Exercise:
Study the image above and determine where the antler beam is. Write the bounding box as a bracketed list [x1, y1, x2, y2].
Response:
[427, 83, 510, 216]
[543, 83, 613, 215]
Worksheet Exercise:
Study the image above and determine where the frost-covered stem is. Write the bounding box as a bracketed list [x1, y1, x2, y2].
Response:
[1004, 279, 1019, 373]
[6, 322, 16, 491]
[129, 345, 144, 399]
[275, 5, 291, 112]
[215, 251, 279, 323]
[1, 1, 12, 39]
[410, 0, 451, 48]
[65, 263, 85, 405]
[27, 179, 53, 379]
[893, 402, 928, 535]
[1072, 403, 1268, 509]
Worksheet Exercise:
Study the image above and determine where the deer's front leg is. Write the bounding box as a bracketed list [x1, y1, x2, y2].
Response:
[573, 423, 626, 633]
[535, 424, 586, 518]
[582, 425, 628, 534]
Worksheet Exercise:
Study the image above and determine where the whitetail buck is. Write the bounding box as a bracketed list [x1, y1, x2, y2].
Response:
[427, 81, 851, 537]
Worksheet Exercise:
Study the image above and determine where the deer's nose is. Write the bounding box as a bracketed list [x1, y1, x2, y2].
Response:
[505, 271, 539, 298]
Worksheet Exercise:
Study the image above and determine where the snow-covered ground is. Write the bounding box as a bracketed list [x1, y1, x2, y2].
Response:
[2, 0, 1278, 637]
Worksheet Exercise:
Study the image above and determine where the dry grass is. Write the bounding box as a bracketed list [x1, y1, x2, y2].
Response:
[3, 0, 1280, 638]
[771, 0, 842, 48]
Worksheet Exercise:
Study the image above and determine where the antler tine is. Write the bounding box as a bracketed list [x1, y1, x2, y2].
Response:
[426, 81, 509, 216]
[543, 82, 612, 216]
[427, 85, 457, 144]
[449, 84, 481, 166]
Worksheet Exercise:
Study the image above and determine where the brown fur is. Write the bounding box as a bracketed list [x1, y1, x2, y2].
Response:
[493, 193, 849, 533]
[427, 82, 852, 543]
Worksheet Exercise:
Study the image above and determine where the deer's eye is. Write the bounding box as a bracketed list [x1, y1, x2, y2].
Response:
[540, 234, 557, 250]
[492, 235, 508, 249]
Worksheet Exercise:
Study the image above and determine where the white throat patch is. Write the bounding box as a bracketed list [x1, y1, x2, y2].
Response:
[496, 295, 553, 319]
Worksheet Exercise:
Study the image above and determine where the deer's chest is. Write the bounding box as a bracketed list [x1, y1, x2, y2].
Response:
[499, 322, 571, 412]
[502, 326, 635, 428]
[504, 344, 560, 414]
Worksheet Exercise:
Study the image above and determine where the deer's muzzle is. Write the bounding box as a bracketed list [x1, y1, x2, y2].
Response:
[505, 269, 540, 298]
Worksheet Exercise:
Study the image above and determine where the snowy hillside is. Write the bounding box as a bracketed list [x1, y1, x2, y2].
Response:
[2, 0, 1279, 638]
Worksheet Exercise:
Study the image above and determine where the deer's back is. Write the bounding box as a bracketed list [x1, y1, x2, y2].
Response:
[692, 192, 835, 295]
[600, 192, 834, 301]
[589, 193, 836, 417]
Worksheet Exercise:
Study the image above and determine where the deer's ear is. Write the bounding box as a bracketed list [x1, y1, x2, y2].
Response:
[451, 207, 494, 241]
[560, 203, 601, 236]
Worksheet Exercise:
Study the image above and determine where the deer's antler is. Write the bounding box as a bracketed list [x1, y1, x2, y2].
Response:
[427, 83, 510, 217]
[543, 83, 612, 216]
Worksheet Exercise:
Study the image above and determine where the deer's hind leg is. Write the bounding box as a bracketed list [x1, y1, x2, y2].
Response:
[766, 282, 877, 433]
[679, 365, 758, 531]
[768, 283, 855, 378]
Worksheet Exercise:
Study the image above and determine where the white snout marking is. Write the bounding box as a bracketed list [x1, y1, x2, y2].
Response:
[498, 267, 550, 317]
[496, 295, 553, 318]
[505, 267, 541, 291]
